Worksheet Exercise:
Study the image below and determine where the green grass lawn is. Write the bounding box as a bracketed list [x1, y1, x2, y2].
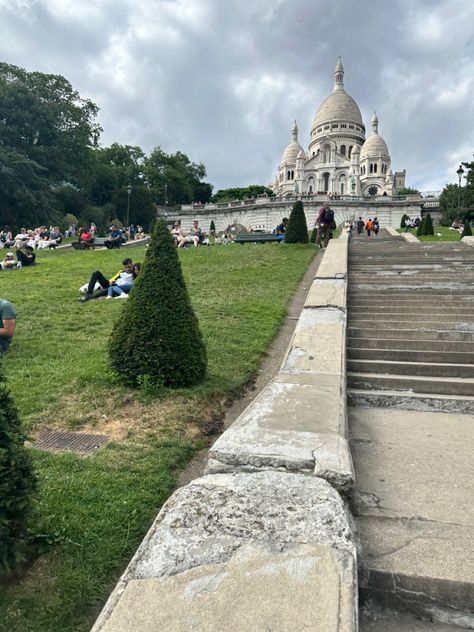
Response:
[0, 242, 316, 632]
[398, 226, 463, 241]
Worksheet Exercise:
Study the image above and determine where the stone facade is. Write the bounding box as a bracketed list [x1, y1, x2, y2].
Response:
[272, 59, 406, 198]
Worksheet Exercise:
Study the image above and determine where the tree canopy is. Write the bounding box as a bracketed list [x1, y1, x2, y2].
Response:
[0, 62, 213, 232]
[210, 185, 274, 203]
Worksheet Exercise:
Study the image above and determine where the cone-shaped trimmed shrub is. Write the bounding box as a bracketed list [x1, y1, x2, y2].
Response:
[462, 222, 472, 237]
[0, 366, 37, 573]
[423, 213, 434, 235]
[285, 201, 308, 243]
[416, 217, 425, 237]
[210, 219, 216, 233]
[309, 226, 317, 243]
[400, 213, 409, 229]
[108, 219, 207, 387]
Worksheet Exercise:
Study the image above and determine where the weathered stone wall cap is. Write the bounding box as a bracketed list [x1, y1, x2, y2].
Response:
[92, 472, 357, 632]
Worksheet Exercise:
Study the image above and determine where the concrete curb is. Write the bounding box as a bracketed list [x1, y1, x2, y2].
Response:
[91, 234, 358, 632]
[462, 235, 474, 247]
[401, 232, 420, 242]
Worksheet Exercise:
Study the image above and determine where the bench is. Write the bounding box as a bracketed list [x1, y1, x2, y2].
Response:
[71, 238, 123, 250]
[235, 233, 283, 244]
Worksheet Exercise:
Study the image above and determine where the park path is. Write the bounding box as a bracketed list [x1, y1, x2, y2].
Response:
[348, 230, 474, 630]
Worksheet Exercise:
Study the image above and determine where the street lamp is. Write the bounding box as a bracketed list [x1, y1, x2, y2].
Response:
[164, 183, 168, 211]
[126, 184, 132, 226]
[456, 165, 464, 217]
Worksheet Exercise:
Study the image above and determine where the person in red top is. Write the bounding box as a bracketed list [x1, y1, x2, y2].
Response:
[365, 218, 373, 236]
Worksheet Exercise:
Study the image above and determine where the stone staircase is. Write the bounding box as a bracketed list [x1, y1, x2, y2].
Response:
[348, 230, 474, 631]
[347, 230, 474, 413]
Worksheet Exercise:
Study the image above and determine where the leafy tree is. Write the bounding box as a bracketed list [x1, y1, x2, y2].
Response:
[144, 147, 211, 206]
[108, 219, 207, 387]
[423, 213, 434, 235]
[0, 147, 58, 230]
[0, 62, 101, 185]
[416, 217, 425, 237]
[285, 200, 309, 243]
[400, 213, 409, 229]
[210, 185, 275, 203]
[0, 367, 37, 573]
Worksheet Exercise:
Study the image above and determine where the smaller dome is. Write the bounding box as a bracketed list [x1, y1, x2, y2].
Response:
[280, 120, 304, 165]
[297, 148, 306, 160]
[360, 112, 389, 160]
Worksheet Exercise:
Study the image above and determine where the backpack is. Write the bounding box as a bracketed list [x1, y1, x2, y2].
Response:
[324, 208, 334, 224]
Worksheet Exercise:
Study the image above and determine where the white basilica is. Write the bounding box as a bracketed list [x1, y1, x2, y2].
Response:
[272, 59, 406, 198]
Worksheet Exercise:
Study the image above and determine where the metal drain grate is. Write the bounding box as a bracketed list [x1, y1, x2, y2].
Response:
[33, 430, 109, 454]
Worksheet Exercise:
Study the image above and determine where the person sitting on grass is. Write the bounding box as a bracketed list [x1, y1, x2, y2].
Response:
[107, 262, 141, 299]
[0, 298, 16, 354]
[177, 220, 201, 247]
[16, 244, 36, 267]
[80, 258, 134, 302]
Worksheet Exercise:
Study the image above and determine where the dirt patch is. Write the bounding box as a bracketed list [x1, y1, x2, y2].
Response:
[177, 248, 323, 486]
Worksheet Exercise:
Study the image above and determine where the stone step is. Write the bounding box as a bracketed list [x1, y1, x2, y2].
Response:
[346, 318, 474, 330]
[348, 328, 474, 342]
[348, 347, 474, 364]
[351, 407, 474, 626]
[349, 301, 474, 309]
[360, 609, 465, 631]
[347, 286, 474, 301]
[347, 371, 474, 396]
[347, 359, 474, 379]
[348, 388, 474, 414]
[349, 309, 474, 318]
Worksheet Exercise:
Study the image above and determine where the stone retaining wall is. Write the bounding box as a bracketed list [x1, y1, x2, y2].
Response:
[91, 234, 357, 632]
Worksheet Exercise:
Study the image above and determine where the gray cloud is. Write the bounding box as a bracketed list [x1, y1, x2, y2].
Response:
[0, 0, 473, 192]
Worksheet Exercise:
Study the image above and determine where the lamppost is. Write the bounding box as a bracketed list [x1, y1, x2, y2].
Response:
[164, 183, 168, 211]
[457, 165, 464, 217]
[126, 184, 132, 226]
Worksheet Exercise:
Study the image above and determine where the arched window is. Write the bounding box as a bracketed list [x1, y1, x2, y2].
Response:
[374, 163, 377, 173]
[340, 145, 346, 156]
[339, 174, 346, 195]
[291, 170, 294, 180]
[369, 164, 373, 174]
[324, 144, 331, 163]
[287, 171, 291, 180]
[348, 146, 353, 158]
[323, 172, 330, 192]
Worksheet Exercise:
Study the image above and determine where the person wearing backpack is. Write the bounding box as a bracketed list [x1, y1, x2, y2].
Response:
[365, 218, 373, 236]
[373, 217, 380, 236]
[356, 217, 364, 235]
[317, 204, 335, 248]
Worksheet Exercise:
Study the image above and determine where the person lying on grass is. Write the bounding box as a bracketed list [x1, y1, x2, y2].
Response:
[80, 258, 134, 302]
[106, 262, 141, 299]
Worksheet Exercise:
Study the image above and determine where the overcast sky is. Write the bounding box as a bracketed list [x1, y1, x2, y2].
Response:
[1, 0, 473, 193]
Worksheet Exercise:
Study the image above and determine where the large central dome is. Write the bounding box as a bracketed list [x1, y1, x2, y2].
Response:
[314, 90, 363, 127]
[312, 58, 363, 128]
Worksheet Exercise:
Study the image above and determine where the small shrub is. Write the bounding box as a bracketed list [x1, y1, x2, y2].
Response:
[400, 213, 409, 229]
[416, 218, 425, 237]
[210, 219, 216, 233]
[108, 218, 207, 387]
[461, 222, 472, 237]
[285, 200, 308, 243]
[423, 213, 434, 236]
[0, 367, 37, 573]
[309, 227, 317, 243]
